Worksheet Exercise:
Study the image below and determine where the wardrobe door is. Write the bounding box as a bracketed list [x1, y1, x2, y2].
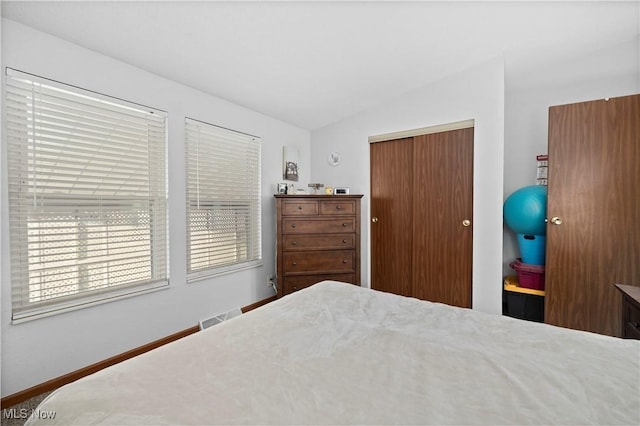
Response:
[545, 94, 640, 336]
[412, 128, 474, 308]
[370, 138, 413, 296]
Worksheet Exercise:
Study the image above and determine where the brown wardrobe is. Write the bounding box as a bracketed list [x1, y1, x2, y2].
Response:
[545, 94, 640, 337]
[369, 122, 474, 308]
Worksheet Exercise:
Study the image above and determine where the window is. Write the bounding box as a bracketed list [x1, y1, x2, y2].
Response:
[185, 118, 261, 280]
[6, 69, 168, 322]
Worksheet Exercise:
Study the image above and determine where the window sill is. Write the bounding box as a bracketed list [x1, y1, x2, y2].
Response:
[12, 280, 170, 324]
[187, 260, 263, 284]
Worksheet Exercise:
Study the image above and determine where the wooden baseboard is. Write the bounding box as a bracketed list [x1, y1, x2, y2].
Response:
[241, 294, 277, 313]
[1, 293, 277, 409]
[1, 325, 200, 409]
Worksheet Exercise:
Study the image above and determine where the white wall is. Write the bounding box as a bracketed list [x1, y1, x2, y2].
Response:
[308, 36, 640, 315]
[0, 19, 311, 397]
[310, 57, 505, 315]
[502, 37, 640, 274]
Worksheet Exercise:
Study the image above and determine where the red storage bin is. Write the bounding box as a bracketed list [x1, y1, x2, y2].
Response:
[509, 258, 545, 290]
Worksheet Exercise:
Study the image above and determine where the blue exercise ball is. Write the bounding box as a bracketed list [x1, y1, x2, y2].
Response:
[503, 185, 547, 236]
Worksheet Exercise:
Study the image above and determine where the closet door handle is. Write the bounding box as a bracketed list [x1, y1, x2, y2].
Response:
[372, 217, 378, 223]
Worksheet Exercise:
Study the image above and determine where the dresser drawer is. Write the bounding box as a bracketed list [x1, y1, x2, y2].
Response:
[282, 200, 318, 216]
[624, 321, 640, 339]
[623, 299, 640, 339]
[282, 218, 356, 234]
[319, 199, 356, 215]
[282, 274, 356, 294]
[283, 251, 355, 273]
[283, 234, 355, 250]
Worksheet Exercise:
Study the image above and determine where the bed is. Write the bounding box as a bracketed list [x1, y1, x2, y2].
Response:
[27, 281, 640, 425]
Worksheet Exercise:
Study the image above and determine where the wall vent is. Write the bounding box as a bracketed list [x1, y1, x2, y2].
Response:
[199, 307, 242, 330]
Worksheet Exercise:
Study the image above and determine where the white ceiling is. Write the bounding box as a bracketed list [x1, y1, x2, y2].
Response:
[2, 1, 639, 130]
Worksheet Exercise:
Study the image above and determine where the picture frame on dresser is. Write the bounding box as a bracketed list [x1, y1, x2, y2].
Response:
[274, 194, 363, 296]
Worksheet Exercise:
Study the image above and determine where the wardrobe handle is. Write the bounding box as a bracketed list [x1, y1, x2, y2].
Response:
[550, 217, 563, 225]
[372, 217, 378, 223]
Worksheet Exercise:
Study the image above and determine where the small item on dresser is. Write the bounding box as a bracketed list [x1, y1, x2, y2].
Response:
[333, 187, 350, 195]
[325, 187, 333, 195]
[308, 183, 324, 193]
[277, 183, 288, 194]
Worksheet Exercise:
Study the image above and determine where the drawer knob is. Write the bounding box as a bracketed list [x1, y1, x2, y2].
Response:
[298, 205, 303, 210]
[343, 239, 347, 243]
[291, 224, 296, 228]
[292, 261, 297, 266]
[342, 223, 347, 227]
[336, 205, 342, 210]
[292, 241, 297, 245]
[342, 260, 348, 264]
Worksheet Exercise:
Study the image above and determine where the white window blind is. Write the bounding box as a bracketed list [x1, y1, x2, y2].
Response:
[6, 69, 168, 322]
[185, 118, 261, 280]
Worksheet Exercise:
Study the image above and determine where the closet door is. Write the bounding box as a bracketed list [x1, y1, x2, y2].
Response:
[370, 126, 474, 308]
[545, 94, 640, 336]
[370, 138, 413, 296]
[412, 129, 474, 307]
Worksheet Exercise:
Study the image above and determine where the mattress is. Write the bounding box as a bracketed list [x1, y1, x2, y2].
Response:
[27, 281, 640, 425]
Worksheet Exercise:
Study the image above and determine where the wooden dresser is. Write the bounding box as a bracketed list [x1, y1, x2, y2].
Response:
[615, 284, 640, 340]
[275, 194, 362, 297]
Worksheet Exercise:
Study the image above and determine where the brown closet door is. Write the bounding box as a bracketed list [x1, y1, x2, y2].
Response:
[412, 128, 474, 307]
[370, 127, 474, 308]
[370, 138, 413, 296]
[545, 94, 640, 336]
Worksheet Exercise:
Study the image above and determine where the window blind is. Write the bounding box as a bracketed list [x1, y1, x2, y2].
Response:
[6, 69, 168, 321]
[185, 118, 261, 280]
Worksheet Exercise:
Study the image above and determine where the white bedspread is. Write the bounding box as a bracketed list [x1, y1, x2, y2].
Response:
[27, 281, 640, 425]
